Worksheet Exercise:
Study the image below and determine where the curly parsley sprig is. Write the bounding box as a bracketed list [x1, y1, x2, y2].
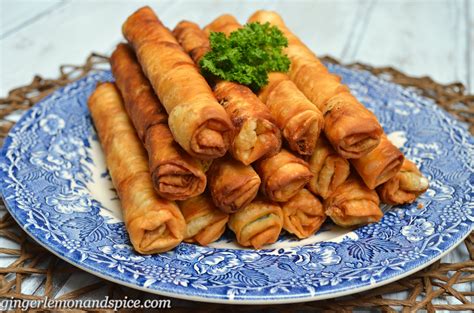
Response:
[199, 22, 290, 91]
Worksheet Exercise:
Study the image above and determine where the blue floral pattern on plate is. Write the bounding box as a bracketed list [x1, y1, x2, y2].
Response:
[0, 64, 473, 303]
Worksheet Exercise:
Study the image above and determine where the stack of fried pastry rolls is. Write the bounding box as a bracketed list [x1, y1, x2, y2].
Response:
[88, 83, 186, 254]
[123, 6, 233, 160]
[110, 43, 207, 201]
[248, 11, 383, 159]
[204, 15, 324, 156]
[246, 11, 428, 222]
[173, 20, 281, 165]
[88, 7, 430, 253]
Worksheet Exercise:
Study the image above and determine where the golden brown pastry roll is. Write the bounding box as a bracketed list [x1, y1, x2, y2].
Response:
[110, 43, 206, 201]
[323, 92, 383, 159]
[248, 11, 383, 159]
[259, 72, 324, 155]
[203, 14, 242, 36]
[173, 20, 281, 165]
[351, 135, 404, 189]
[122, 7, 233, 160]
[256, 149, 313, 202]
[173, 20, 210, 63]
[228, 199, 283, 249]
[324, 176, 383, 227]
[377, 159, 429, 205]
[88, 82, 186, 254]
[308, 137, 350, 199]
[145, 124, 207, 200]
[281, 189, 326, 239]
[178, 195, 229, 246]
[214, 81, 282, 164]
[110, 43, 167, 142]
[208, 157, 261, 213]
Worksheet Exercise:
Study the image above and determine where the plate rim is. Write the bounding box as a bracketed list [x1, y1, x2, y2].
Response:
[2, 193, 471, 304]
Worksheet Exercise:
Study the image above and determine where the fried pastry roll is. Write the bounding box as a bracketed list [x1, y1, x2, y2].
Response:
[351, 134, 404, 189]
[123, 7, 233, 159]
[323, 92, 383, 159]
[308, 136, 350, 199]
[259, 72, 324, 155]
[178, 195, 229, 245]
[281, 189, 326, 239]
[228, 199, 283, 249]
[145, 124, 207, 200]
[110, 43, 167, 141]
[208, 157, 261, 213]
[324, 176, 383, 227]
[173, 20, 281, 165]
[203, 14, 242, 36]
[377, 159, 429, 205]
[88, 82, 185, 254]
[256, 149, 313, 202]
[111, 43, 206, 200]
[214, 81, 282, 164]
[248, 11, 383, 159]
[172, 20, 211, 63]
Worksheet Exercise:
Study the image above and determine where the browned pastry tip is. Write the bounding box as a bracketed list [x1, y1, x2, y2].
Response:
[377, 159, 429, 205]
[324, 175, 383, 227]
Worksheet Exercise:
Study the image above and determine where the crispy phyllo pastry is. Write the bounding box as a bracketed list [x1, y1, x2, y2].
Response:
[172, 20, 211, 63]
[173, 20, 281, 165]
[351, 134, 404, 189]
[203, 14, 242, 36]
[88, 82, 186, 254]
[228, 199, 283, 248]
[208, 157, 261, 213]
[281, 189, 326, 239]
[178, 195, 229, 246]
[110, 43, 206, 200]
[110, 43, 167, 141]
[256, 149, 313, 202]
[122, 6, 233, 160]
[377, 159, 429, 205]
[323, 93, 383, 159]
[145, 124, 207, 200]
[214, 81, 282, 164]
[259, 72, 324, 155]
[248, 11, 383, 159]
[308, 137, 350, 199]
[324, 176, 383, 227]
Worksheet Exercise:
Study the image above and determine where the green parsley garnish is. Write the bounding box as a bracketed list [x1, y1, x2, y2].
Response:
[199, 22, 290, 91]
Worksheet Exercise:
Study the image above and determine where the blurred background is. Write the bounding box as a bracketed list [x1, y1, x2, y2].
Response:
[1, 0, 473, 97]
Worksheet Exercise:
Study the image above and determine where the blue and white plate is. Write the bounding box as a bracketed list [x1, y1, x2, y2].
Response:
[1, 64, 473, 304]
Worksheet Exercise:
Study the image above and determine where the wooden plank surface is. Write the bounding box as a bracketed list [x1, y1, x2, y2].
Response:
[2, 0, 472, 95]
[349, 0, 470, 89]
[0, 0, 65, 40]
[0, 0, 173, 95]
[0, 0, 472, 308]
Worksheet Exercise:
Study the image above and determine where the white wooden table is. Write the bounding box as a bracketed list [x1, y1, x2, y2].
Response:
[1, 0, 473, 309]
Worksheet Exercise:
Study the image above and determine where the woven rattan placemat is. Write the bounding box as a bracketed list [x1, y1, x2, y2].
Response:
[0, 54, 473, 312]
